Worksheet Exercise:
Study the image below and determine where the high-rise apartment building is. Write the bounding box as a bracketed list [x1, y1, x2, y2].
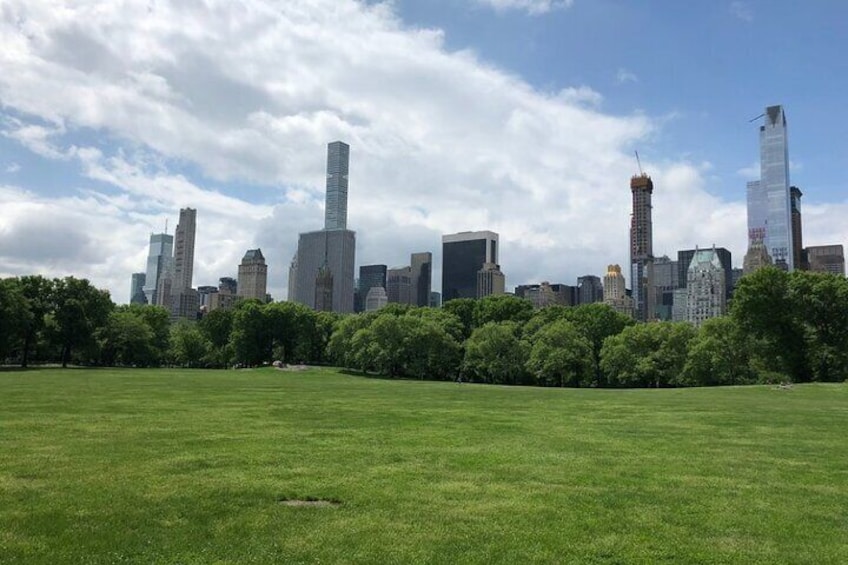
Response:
[324, 141, 350, 231]
[678, 247, 732, 301]
[653, 256, 677, 321]
[410, 252, 432, 307]
[790, 186, 805, 270]
[685, 248, 727, 327]
[237, 249, 268, 301]
[291, 142, 356, 313]
[130, 272, 147, 304]
[442, 231, 499, 302]
[142, 232, 173, 306]
[169, 207, 198, 320]
[477, 262, 505, 298]
[603, 264, 633, 317]
[747, 105, 794, 270]
[630, 173, 655, 322]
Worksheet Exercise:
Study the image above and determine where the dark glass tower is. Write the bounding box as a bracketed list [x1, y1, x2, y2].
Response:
[441, 231, 498, 302]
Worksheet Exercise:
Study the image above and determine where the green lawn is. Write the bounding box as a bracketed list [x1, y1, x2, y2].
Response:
[1, 368, 846, 564]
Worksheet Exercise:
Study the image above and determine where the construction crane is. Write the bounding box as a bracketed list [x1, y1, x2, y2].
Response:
[634, 150, 644, 175]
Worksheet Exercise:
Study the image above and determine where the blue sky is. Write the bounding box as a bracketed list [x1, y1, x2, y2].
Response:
[1, 0, 846, 302]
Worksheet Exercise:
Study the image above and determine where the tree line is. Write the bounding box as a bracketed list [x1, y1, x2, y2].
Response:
[2, 268, 847, 386]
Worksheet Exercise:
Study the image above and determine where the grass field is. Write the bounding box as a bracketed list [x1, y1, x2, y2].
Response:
[1, 367, 846, 564]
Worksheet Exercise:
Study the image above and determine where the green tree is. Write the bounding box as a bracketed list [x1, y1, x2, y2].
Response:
[97, 310, 156, 366]
[462, 322, 529, 385]
[170, 320, 210, 367]
[442, 298, 476, 340]
[229, 300, 270, 366]
[600, 322, 696, 388]
[405, 307, 465, 343]
[17, 275, 54, 367]
[401, 316, 462, 380]
[199, 308, 234, 367]
[51, 277, 114, 367]
[526, 319, 594, 387]
[566, 303, 635, 386]
[265, 301, 320, 364]
[731, 267, 807, 381]
[327, 313, 376, 367]
[0, 278, 29, 362]
[789, 271, 848, 382]
[522, 305, 571, 341]
[474, 294, 534, 327]
[681, 317, 757, 386]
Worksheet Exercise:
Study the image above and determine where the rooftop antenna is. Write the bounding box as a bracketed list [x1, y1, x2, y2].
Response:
[748, 113, 765, 123]
[634, 150, 644, 175]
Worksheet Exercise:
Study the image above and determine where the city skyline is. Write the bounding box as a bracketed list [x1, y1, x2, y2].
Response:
[1, 1, 847, 303]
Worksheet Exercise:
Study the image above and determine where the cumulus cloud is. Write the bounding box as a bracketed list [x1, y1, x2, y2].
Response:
[475, 0, 574, 15]
[5, 162, 20, 173]
[1, 0, 835, 304]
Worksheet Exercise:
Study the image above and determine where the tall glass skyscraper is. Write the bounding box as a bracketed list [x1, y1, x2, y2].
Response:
[747, 105, 793, 270]
[142, 232, 173, 306]
[441, 231, 499, 302]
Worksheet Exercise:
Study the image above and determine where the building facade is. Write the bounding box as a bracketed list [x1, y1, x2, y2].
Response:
[678, 247, 732, 301]
[364, 286, 388, 312]
[324, 141, 350, 231]
[356, 264, 387, 312]
[653, 256, 677, 321]
[805, 245, 845, 275]
[442, 231, 499, 302]
[387, 266, 412, 304]
[790, 186, 805, 270]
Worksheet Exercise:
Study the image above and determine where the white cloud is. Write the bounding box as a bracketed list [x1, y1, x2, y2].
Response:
[5, 162, 21, 173]
[730, 1, 753, 22]
[737, 160, 759, 180]
[475, 0, 574, 16]
[616, 68, 639, 84]
[0, 0, 839, 304]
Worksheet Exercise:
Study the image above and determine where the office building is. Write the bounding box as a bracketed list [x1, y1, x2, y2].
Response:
[356, 264, 387, 312]
[442, 231, 499, 302]
[685, 248, 727, 327]
[653, 256, 677, 321]
[387, 266, 412, 304]
[477, 262, 505, 298]
[172, 208, 197, 292]
[429, 291, 442, 308]
[209, 277, 238, 311]
[515, 282, 575, 308]
[577, 275, 604, 305]
[805, 245, 845, 275]
[410, 252, 432, 307]
[746, 105, 794, 270]
[291, 142, 356, 313]
[237, 249, 268, 301]
[142, 232, 173, 306]
[630, 173, 655, 322]
[130, 273, 147, 304]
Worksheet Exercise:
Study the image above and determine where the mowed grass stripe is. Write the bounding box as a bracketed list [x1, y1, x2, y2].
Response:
[0, 368, 846, 564]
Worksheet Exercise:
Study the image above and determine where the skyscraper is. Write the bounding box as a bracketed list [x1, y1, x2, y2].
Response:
[410, 252, 432, 307]
[747, 105, 794, 270]
[356, 264, 387, 312]
[790, 186, 805, 270]
[442, 231, 499, 302]
[603, 264, 633, 317]
[477, 262, 505, 298]
[291, 142, 356, 313]
[142, 232, 173, 306]
[677, 247, 732, 301]
[169, 207, 198, 320]
[238, 249, 268, 301]
[387, 266, 412, 304]
[630, 173, 654, 322]
[577, 275, 604, 305]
